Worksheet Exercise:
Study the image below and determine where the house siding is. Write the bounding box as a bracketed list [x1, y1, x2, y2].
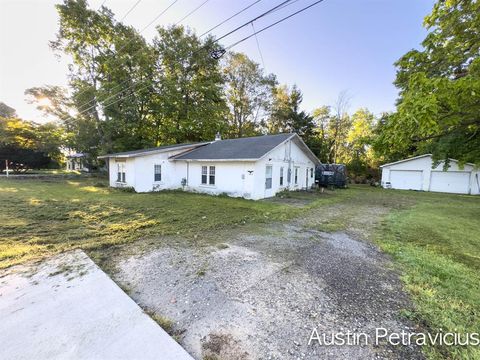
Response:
[106, 137, 318, 199]
[381, 155, 480, 195]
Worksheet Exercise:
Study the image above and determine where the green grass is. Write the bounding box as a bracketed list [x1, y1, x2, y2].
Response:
[1, 177, 479, 359]
[0, 177, 298, 269]
[373, 191, 480, 359]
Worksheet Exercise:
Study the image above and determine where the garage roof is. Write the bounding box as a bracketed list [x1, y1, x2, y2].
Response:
[380, 154, 475, 168]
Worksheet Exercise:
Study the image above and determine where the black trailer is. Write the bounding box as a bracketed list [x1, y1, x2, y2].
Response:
[315, 164, 348, 188]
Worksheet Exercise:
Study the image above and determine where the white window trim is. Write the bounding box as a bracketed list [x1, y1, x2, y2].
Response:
[116, 163, 126, 183]
[201, 165, 216, 187]
[154, 164, 162, 183]
[265, 165, 273, 190]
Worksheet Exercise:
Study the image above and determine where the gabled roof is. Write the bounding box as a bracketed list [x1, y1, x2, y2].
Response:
[97, 142, 209, 159]
[379, 154, 432, 168]
[380, 154, 475, 168]
[172, 133, 294, 161]
[97, 133, 321, 165]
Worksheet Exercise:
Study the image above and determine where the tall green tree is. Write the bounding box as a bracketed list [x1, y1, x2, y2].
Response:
[378, 0, 480, 165]
[223, 52, 276, 137]
[0, 114, 64, 171]
[152, 26, 228, 144]
[268, 85, 314, 137]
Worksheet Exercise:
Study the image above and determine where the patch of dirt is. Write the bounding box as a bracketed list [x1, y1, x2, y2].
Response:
[111, 203, 423, 360]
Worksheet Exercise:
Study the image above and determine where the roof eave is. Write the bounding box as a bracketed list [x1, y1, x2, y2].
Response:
[97, 142, 210, 160]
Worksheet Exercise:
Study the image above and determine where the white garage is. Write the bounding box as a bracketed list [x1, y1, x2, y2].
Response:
[380, 154, 479, 195]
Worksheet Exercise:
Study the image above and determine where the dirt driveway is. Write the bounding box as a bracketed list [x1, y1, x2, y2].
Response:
[107, 191, 423, 359]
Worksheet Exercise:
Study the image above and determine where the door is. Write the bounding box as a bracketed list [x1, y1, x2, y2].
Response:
[430, 171, 470, 194]
[305, 168, 309, 189]
[389, 170, 423, 190]
[265, 165, 273, 198]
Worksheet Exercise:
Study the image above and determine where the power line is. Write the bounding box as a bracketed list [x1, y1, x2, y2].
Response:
[75, 0, 293, 115]
[226, 0, 325, 50]
[175, 0, 211, 25]
[215, 0, 292, 43]
[88, 0, 326, 115]
[76, 0, 180, 113]
[139, 0, 180, 32]
[120, 0, 143, 21]
[199, 0, 263, 37]
[251, 22, 266, 70]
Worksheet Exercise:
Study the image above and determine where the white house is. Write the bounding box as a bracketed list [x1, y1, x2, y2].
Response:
[98, 133, 320, 200]
[380, 154, 480, 195]
[66, 153, 89, 172]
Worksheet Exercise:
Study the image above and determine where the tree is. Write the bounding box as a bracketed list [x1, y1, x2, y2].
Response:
[379, 0, 480, 165]
[223, 52, 276, 137]
[344, 108, 376, 176]
[268, 85, 314, 138]
[0, 116, 64, 171]
[0, 102, 16, 118]
[152, 26, 228, 144]
[310, 106, 332, 162]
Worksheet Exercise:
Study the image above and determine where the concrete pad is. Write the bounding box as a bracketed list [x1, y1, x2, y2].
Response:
[0, 250, 193, 360]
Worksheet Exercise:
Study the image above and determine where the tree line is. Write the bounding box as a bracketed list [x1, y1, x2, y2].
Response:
[1, 0, 478, 176]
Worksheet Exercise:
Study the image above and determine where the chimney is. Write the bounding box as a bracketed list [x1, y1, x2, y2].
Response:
[214, 132, 221, 141]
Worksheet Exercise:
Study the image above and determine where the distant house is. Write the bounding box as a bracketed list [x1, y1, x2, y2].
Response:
[66, 153, 89, 172]
[380, 154, 480, 195]
[98, 133, 320, 199]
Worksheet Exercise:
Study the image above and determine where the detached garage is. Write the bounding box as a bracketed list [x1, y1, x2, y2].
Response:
[380, 154, 480, 195]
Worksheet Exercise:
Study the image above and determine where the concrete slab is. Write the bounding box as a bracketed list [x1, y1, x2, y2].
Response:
[0, 250, 193, 360]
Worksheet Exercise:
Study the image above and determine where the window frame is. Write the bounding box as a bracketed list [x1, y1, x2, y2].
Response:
[209, 165, 215, 185]
[265, 165, 273, 190]
[117, 163, 126, 183]
[280, 167, 284, 186]
[154, 164, 162, 182]
[201, 165, 216, 186]
[294, 167, 299, 185]
[201, 166, 208, 185]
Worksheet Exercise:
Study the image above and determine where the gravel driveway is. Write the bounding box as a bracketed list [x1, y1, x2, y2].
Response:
[110, 197, 423, 360]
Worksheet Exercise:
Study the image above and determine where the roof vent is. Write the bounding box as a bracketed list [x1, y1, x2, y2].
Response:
[214, 132, 221, 141]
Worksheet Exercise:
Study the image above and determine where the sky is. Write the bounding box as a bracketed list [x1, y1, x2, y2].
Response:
[0, 0, 436, 122]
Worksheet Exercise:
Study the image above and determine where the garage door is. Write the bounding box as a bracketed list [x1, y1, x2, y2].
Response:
[430, 171, 470, 194]
[390, 170, 423, 190]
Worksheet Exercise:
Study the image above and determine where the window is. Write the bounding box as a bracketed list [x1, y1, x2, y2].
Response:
[310, 168, 314, 178]
[280, 167, 284, 186]
[117, 163, 126, 183]
[154, 164, 161, 182]
[294, 167, 299, 184]
[202, 165, 215, 185]
[201, 166, 208, 184]
[209, 166, 215, 185]
[265, 165, 272, 189]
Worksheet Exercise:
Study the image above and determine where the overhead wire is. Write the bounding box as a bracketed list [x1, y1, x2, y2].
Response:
[175, 0, 211, 25]
[89, 0, 326, 115]
[119, 0, 143, 21]
[75, 0, 296, 115]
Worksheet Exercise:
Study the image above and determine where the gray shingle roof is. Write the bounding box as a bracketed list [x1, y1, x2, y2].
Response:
[98, 142, 208, 159]
[173, 133, 294, 160]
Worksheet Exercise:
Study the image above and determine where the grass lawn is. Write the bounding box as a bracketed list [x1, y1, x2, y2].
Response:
[373, 189, 480, 359]
[0, 177, 479, 359]
[0, 176, 304, 269]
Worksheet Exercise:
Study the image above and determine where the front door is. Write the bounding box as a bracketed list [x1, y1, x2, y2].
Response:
[265, 165, 273, 198]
